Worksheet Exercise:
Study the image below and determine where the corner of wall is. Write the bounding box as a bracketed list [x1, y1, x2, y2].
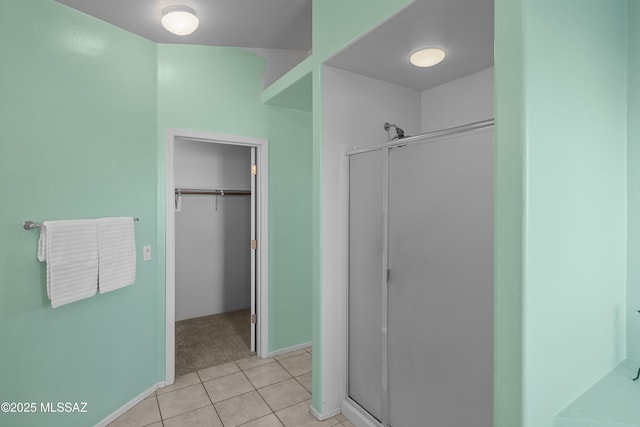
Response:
[627, 0, 640, 363]
[494, 0, 525, 425]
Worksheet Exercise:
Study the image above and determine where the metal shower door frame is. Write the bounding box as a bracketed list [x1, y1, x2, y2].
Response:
[344, 119, 495, 427]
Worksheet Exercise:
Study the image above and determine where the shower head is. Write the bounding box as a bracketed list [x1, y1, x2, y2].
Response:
[384, 122, 407, 140]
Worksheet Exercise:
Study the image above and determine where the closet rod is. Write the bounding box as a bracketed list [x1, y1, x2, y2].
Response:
[174, 189, 251, 196]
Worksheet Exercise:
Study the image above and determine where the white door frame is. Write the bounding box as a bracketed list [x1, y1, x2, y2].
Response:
[165, 128, 269, 385]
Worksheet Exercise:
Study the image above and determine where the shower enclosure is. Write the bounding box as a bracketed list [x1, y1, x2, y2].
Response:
[345, 121, 495, 427]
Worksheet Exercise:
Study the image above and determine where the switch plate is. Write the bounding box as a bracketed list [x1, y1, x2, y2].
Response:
[143, 245, 151, 261]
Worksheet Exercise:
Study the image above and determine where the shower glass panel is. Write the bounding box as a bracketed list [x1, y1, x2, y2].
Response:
[348, 149, 384, 422]
[387, 130, 494, 427]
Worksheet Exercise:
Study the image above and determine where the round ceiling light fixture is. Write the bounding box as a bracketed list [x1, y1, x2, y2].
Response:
[161, 5, 199, 36]
[409, 48, 446, 67]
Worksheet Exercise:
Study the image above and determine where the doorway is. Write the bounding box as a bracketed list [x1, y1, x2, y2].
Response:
[165, 129, 269, 385]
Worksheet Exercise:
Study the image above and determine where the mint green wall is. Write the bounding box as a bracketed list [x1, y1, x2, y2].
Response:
[266, 106, 313, 349]
[523, 2, 627, 426]
[313, 0, 414, 63]
[628, 1, 640, 363]
[157, 45, 313, 353]
[0, 1, 159, 426]
[157, 46, 267, 136]
[310, 0, 413, 413]
[264, 72, 313, 112]
[493, 0, 524, 425]
[495, 1, 629, 427]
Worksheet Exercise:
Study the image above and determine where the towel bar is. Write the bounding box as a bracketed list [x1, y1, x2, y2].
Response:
[22, 218, 139, 231]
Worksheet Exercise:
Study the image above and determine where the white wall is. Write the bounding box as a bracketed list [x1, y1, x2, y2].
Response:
[174, 140, 252, 321]
[321, 65, 421, 415]
[174, 139, 251, 189]
[421, 67, 494, 132]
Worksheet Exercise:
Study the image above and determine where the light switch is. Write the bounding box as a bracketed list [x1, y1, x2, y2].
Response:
[143, 245, 152, 261]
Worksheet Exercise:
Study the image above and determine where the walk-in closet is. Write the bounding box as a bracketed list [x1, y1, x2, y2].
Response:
[173, 139, 254, 375]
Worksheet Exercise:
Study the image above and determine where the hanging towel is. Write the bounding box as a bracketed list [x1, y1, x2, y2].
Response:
[96, 217, 136, 293]
[37, 219, 99, 308]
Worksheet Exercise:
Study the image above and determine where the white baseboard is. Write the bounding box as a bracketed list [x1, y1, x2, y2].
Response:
[310, 403, 341, 421]
[341, 398, 381, 427]
[266, 341, 312, 358]
[94, 382, 165, 427]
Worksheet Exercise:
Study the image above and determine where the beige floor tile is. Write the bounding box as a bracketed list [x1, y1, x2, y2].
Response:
[273, 348, 307, 361]
[157, 383, 211, 419]
[275, 400, 341, 427]
[305, 346, 312, 355]
[278, 352, 312, 377]
[163, 405, 223, 427]
[156, 372, 201, 395]
[335, 414, 347, 422]
[198, 361, 240, 382]
[107, 397, 161, 427]
[240, 413, 284, 427]
[296, 372, 313, 393]
[341, 420, 356, 427]
[244, 362, 292, 388]
[237, 355, 275, 371]
[204, 371, 255, 403]
[214, 391, 272, 427]
[145, 423, 163, 427]
[258, 378, 311, 411]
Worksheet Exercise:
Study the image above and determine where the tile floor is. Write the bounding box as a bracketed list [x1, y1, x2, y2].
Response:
[107, 347, 355, 427]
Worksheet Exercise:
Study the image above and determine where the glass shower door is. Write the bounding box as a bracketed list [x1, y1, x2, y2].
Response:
[387, 130, 494, 427]
[348, 149, 385, 422]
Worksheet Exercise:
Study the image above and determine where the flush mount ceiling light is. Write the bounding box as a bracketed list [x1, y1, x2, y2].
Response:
[410, 48, 446, 67]
[161, 5, 199, 36]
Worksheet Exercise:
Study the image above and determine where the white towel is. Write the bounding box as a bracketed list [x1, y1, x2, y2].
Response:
[97, 217, 136, 293]
[37, 219, 99, 308]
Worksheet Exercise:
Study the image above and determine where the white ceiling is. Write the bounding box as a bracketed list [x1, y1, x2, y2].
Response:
[54, 0, 312, 51]
[54, 0, 493, 92]
[326, 0, 494, 91]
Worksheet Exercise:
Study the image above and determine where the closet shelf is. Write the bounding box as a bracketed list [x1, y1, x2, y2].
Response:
[174, 188, 251, 209]
[175, 188, 251, 196]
